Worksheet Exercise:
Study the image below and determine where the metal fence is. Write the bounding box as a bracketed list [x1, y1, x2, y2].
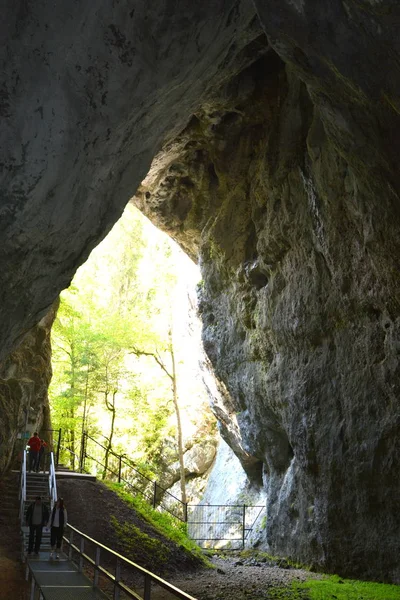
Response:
[71, 432, 265, 548]
[81, 432, 188, 522]
[187, 504, 265, 549]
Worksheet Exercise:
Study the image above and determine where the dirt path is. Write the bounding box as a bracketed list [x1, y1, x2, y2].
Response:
[0, 552, 28, 600]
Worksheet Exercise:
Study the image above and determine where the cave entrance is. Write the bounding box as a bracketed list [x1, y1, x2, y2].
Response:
[49, 203, 218, 505]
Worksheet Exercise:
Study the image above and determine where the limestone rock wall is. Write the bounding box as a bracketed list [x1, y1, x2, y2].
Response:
[0, 0, 260, 362]
[0, 303, 58, 473]
[133, 47, 400, 581]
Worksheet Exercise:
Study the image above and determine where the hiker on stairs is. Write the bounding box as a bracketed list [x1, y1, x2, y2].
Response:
[27, 432, 41, 472]
[26, 496, 49, 556]
[49, 498, 67, 559]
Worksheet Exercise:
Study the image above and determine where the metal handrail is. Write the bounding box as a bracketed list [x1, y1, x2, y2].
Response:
[19, 450, 27, 522]
[83, 433, 187, 520]
[84, 447, 186, 521]
[48, 452, 57, 510]
[58, 444, 81, 471]
[64, 523, 198, 600]
[85, 433, 154, 485]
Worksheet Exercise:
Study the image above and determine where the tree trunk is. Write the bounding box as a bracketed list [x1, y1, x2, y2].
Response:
[103, 389, 117, 479]
[170, 338, 187, 505]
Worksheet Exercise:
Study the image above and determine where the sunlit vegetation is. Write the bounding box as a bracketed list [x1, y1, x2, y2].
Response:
[106, 482, 210, 566]
[296, 575, 400, 600]
[50, 204, 215, 489]
[267, 575, 400, 599]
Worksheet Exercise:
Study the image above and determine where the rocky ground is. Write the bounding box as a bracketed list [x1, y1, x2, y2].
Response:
[150, 554, 320, 599]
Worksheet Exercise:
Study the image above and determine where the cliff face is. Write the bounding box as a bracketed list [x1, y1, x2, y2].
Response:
[0, 0, 260, 362]
[0, 303, 57, 472]
[134, 48, 400, 582]
[1, 0, 400, 582]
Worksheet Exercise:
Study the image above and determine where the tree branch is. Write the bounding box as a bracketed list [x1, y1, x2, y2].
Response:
[129, 346, 173, 382]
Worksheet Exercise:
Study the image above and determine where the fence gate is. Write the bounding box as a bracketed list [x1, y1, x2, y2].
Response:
[187, 504, 265, 549]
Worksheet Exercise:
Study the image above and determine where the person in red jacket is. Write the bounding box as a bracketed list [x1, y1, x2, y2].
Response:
[27, 432, 41, 472]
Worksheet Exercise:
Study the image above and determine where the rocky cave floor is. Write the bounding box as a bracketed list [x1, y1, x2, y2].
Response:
[150, 554, 321, 600]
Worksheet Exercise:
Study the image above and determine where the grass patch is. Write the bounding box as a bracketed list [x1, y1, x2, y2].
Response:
[105, 481, 210, 566]
[294, 575, 400, 599]
[111, 516, 170, 570]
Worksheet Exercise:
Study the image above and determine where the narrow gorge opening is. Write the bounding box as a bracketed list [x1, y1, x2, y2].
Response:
[49, 203, 221, 507]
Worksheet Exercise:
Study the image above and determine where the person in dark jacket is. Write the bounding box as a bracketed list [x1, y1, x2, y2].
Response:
[26, 496, 49, 555]
[37, 439, 48, 472]
[50, 497, 68, 559]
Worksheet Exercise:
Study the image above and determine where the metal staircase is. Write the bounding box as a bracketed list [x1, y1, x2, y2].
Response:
[19, 450, 198, 599]
[21, 472, 52, 558]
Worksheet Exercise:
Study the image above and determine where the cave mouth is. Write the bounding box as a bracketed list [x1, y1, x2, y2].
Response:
[48, 202, 221, 503]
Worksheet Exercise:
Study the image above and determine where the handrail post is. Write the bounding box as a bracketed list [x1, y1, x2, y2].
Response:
[69, 529, 74, 561]
[94, 547, 100, 586]
[118, 455, 122, 483]
[242, 504, 246, 549]
[79, 537, 84, 572]
[82, 432, 87, 473]
[144, 574, 151, 600]
[79, 432, 85, 472]
[30, 576, 35, 600]
[56, 428, 61, 469]
[114, 559, 121, 600]
[184, 502, 188, 523]
[153, 482, 157, 509]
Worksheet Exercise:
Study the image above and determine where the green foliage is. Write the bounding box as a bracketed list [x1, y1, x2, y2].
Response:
[50, 205, 182, 468]
[105, 481, 210, 566]
[266, 575, 400, 600]
[111, 515, 170, 569]
[296, 575, 400, 600]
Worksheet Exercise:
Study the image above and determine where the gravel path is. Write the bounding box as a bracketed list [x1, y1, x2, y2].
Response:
[150, 554, 321, 600]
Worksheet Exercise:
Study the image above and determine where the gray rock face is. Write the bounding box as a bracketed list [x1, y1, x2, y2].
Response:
[0, 303, 57, 472]
[1, 0, 400, 582]
[0, 0, 260, 361]
[133, 40, 400, 582]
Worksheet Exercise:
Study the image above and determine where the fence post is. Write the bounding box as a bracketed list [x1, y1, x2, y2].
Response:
[55, 428, 61, 469]
[118, 455, 122, 483]
[94, 547, 100, 586]
[153, 482, 157, 509]
[242, 504, 246, 549]
[184, 502, 188, 523]
[114, 559, 121, 600]
[79, 537, 84, 572]
[144, 575, 151, 600]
